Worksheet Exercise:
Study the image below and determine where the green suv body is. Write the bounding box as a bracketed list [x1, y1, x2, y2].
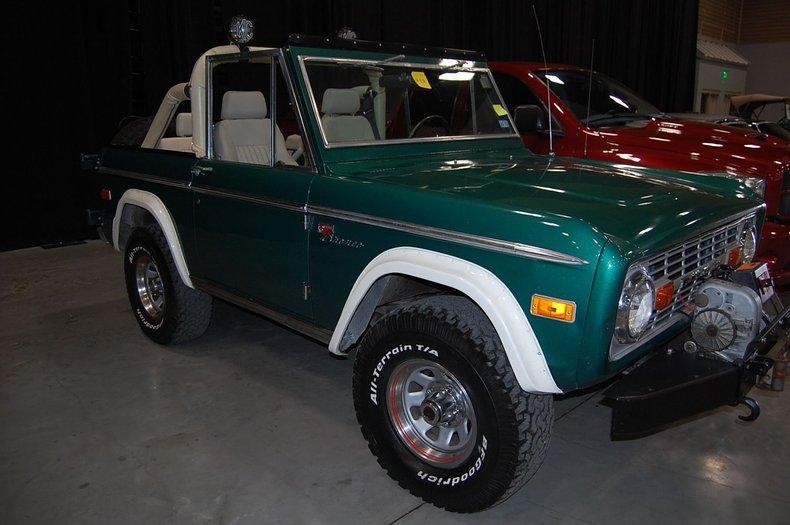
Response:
[86, 35, 777, 512]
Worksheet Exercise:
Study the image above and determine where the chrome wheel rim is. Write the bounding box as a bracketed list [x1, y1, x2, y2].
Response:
[135, 253, 164, 320]
[386, 359, 476, 468]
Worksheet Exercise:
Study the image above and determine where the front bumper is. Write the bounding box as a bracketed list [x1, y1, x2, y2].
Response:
[603, 297, 789, 440]
[757, 219, 790, 289]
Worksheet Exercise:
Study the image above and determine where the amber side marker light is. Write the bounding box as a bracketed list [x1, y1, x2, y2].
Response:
[531, 294, 576, 323]
[655, 281, 675, 310]
[727, 246, 743, 267]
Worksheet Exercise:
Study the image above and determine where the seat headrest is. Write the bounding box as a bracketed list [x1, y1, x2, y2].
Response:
[175, 113, 192, 137]
[321, 88, 361, 115]
[221, 91, 267, 120]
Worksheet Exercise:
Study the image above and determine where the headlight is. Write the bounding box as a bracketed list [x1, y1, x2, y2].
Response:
[743, 177, 766, 198]
[699, 171, 765, 199]
[615, 267, 655, 343]
[741, 224, 757, 262]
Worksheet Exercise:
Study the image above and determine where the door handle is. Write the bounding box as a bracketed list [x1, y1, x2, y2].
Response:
[190, 166, 213, 177]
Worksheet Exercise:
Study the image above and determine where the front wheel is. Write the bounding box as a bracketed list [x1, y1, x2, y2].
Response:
[352, 296, 553, 512]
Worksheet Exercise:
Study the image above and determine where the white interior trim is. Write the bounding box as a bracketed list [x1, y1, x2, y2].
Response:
[329, 247, 562, 394]
[189, 45, 275, 157]
[142, 82, 190, 150]
[112, 189, 193, 288]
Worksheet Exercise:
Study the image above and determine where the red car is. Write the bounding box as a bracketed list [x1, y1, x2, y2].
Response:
[491, 62, 790, 288]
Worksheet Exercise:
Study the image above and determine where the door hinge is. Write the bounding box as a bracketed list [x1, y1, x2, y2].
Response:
[302, 283, 310, 301]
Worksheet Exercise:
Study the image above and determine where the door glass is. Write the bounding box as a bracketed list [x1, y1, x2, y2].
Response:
[210, 56, 309, 168]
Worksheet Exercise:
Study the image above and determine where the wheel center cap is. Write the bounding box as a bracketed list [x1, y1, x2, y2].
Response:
[420, 399, 442, 426]
[421, 382, 466, 428]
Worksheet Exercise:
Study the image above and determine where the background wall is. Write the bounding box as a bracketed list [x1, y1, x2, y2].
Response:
[1, 0, 699, 251]
[698, 0, 790, 120]
[737, 42, 790, 121]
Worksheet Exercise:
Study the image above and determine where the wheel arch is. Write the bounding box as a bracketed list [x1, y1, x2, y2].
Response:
[112, 189, 193, 288]
[330, 247, 561, 394]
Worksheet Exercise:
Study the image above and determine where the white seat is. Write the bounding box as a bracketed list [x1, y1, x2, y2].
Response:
[158, 112, 193, 153]
[213, 91, 295, 165]
[321, 88, 375, 143]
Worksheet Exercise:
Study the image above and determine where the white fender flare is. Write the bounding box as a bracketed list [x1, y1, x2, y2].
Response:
[329, 247, 562, 394]
[112, 189, 194, 288]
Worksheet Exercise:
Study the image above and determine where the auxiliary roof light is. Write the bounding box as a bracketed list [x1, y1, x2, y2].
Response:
[227, 15, 255, 46]
[336, 27, 357, 40]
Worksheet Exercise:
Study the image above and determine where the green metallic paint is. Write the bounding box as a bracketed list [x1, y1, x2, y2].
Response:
[191, 158, 314, 317]
[98, 147, 197, 262]
[91, 43, 765, 393]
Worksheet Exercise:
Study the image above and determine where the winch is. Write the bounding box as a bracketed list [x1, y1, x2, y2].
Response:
[689, 279, 762, 361]
[686, 262, 784, 361]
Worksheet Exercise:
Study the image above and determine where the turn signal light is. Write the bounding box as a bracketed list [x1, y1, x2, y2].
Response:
[728, 246, 743, 267]
[531, 294, 576, 323]
[655, 281, 675, 310]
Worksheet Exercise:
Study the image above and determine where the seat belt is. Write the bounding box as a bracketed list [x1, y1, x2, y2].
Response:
[360, 88, 381, 140]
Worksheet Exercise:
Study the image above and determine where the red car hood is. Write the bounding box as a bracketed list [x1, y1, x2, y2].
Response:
[597, 117, 790, 176]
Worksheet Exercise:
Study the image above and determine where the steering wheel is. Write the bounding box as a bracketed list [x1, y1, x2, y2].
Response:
[409, 115, 450, 138]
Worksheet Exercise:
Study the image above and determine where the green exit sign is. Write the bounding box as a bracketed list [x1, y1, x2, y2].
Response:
[721, 70, 730, 80]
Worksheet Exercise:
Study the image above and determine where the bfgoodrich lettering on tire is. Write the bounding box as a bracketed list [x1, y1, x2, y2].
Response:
[352, 295, 553, 512]
[124, 225, 212, 345]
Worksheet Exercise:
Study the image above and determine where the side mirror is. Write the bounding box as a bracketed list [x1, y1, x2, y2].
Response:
[513, 105, 546, 134]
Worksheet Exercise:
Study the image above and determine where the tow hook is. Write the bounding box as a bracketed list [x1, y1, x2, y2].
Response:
[733, 397, 760, 422]
[732, 356, 773, 422]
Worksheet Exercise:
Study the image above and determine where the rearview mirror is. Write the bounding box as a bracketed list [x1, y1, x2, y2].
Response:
[513, 105, 546, 134]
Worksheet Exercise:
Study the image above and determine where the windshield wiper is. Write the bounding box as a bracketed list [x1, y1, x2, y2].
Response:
[585, 112, 655, 126]
[373, 54, 405, 66]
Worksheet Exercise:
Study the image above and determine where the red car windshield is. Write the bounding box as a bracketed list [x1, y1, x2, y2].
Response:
[536, 70, 664, 128]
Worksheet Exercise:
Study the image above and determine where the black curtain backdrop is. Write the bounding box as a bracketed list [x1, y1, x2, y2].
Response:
[2, 0, 698, 251]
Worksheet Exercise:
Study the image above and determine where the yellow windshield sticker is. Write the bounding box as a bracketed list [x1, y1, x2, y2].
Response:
[411, 71, 432, 89]
[492, 104, 508, 117]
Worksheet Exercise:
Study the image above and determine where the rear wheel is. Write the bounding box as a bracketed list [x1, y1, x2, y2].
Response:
[124, 225, 212, 344]
[352, 295, 553, 512]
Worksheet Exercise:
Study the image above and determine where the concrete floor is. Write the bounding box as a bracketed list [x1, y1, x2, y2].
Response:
[1, 241, 788, 524]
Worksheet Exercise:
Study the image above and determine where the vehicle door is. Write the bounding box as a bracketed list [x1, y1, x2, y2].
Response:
[191, 50, 316, 319]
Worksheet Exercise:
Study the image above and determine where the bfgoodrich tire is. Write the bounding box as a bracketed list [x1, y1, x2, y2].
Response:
[352, 295, 553, 512]
[124, 225, 212, 344]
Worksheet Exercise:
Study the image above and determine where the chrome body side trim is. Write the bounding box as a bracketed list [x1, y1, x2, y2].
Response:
[308, 204, 588, 265]
[192, 277, 332, 344]
[99, 167, 586, 265]
[99, 168, 191, 189]
[192, 185, 307, 213]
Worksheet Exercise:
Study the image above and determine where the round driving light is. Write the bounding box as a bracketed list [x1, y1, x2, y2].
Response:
[227, 15, 255, 45]
[336, 27, 357, 40]
[615, 267, 655, 344]
[741, 225, 757, 262]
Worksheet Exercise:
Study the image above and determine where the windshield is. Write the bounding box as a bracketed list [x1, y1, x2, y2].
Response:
[536, 70, 663, 128]
[301, 58, 517, 146]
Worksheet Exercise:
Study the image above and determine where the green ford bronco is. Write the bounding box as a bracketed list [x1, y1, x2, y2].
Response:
[84, 27, 788, 512]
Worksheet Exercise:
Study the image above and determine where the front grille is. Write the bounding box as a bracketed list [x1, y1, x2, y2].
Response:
[642, 215, 752, 328]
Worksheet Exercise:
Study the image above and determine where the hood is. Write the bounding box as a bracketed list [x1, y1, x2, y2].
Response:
[328, 150, 762, 260]
[595, 117, 790, 177]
